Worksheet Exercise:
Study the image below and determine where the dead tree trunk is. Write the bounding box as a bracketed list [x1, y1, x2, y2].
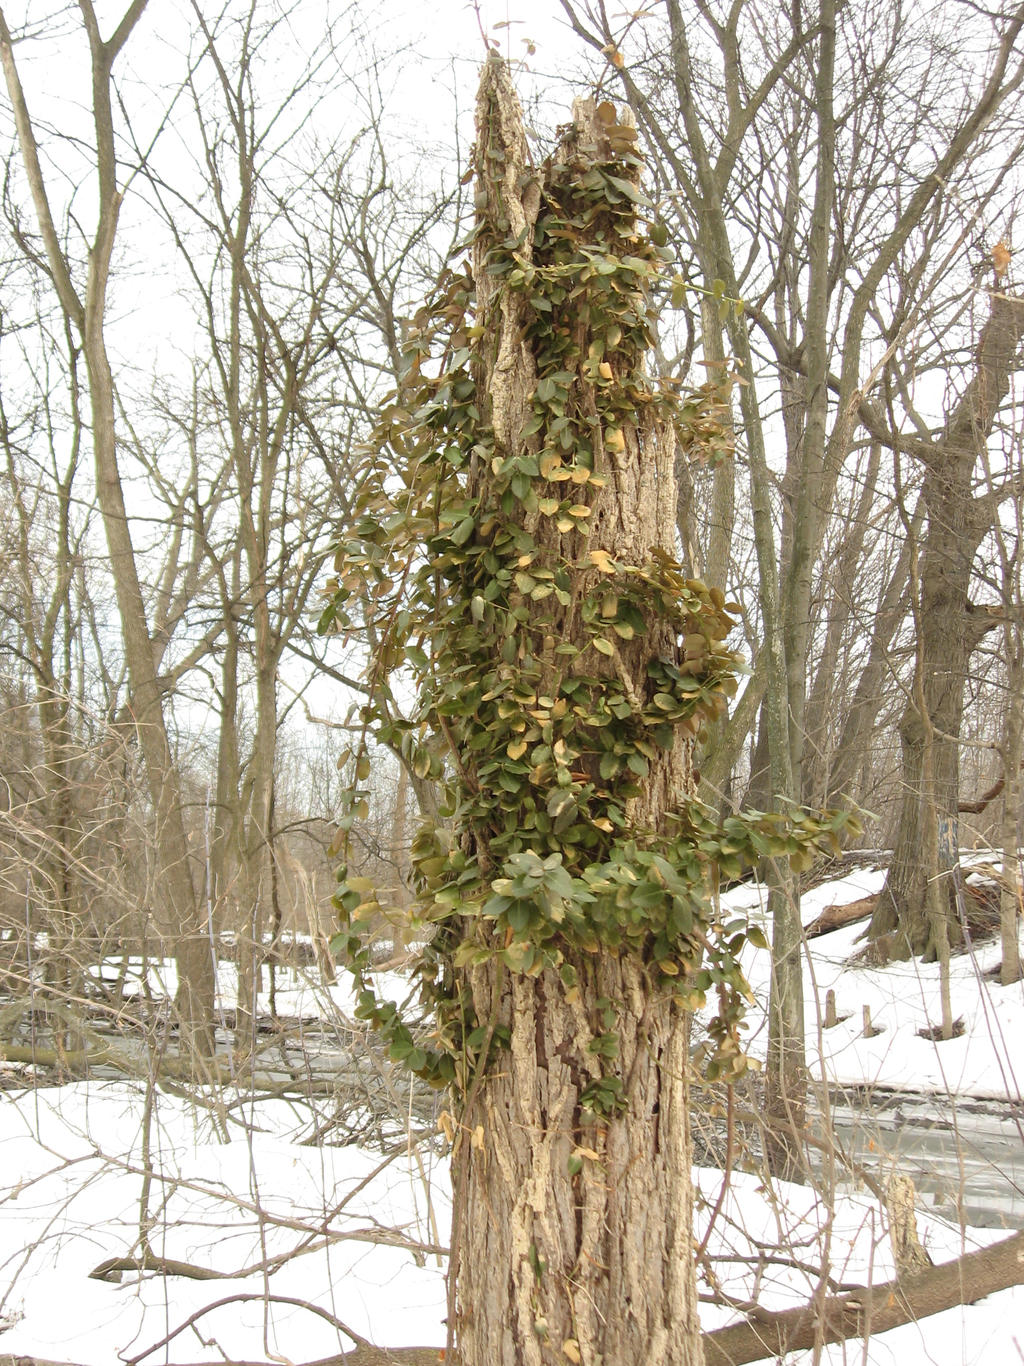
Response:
[447, 62, 706, 1366]
[325, 53, 843, 1366]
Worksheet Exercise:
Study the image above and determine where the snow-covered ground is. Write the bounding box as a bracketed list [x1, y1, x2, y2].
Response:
[721, 862, 1024, 1101]
[1, 864, 1022, 1365]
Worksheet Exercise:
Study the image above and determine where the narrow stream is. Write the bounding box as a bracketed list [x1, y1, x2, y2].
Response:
[825, 1085, 1024, 1230]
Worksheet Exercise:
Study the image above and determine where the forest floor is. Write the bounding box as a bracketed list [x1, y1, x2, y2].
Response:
[1, 860, 1022, 1365]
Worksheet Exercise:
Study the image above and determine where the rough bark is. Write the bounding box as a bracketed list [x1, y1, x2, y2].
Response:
[886, 1172, 932, 1277]
[455, 959, 698, 1366]
[449, 59, 703, 1366]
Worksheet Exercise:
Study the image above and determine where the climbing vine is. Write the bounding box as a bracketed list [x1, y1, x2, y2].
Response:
[319, 90, 856, 1111]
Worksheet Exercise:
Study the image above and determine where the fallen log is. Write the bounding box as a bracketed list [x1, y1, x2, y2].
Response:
[701, 1226, 1024, 1366]
[0, 1041, 296, 1090]
[0, 1041, 348, 1096]
[804, 895, 876, 939]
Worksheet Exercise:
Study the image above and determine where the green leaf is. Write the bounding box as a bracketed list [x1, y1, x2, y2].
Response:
[507, 901, 532, 932]
[450, 515, 475, 546]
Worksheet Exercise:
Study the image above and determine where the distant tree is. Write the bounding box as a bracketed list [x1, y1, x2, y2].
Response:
[0, 0, 219, 1059]
[0, 0, 456, 1066]
[869, 285, 1024, 958]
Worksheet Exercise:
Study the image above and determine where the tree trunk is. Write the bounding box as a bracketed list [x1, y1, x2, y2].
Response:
[999, 626, 1023, 983]
[453, 957, 698, 1366]
[872, 290, 1024, 955]
[446, 59, 705, 1366]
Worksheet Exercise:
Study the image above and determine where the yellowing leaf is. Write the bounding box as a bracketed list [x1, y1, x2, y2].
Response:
[507, 740, 528, 760]
[540, 452, 562, 479]
[605, 427, 626, 453]
[588, 548, 616, 574]
[598, 361, 614, 380]
[538, 497, 560, 515]
[562, 1341, 582, 1364]
[569, 504, 591, 518]
[413, 748, 432, 779]
[351, 900, 380, 923]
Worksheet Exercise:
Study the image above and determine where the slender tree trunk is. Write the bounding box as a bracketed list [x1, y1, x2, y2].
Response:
[999, 628, 1023, 984]
[0, 4, 216, 1059]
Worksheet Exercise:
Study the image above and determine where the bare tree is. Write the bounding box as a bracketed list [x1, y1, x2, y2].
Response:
[558, 0, 1024, 1168]
[867, 285, 1024, 955]
[0, 1, 218, 1057]
[133, 2, 457, 1049]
